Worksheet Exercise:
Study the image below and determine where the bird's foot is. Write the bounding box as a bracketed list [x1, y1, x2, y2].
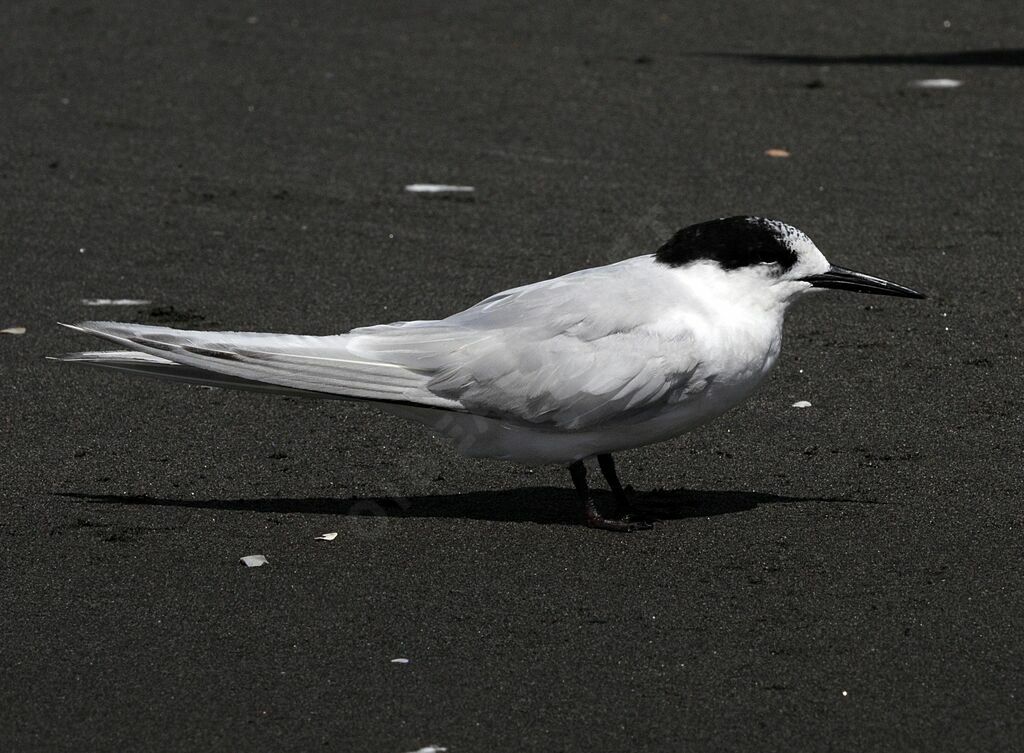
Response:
[612, 493, 660, 527]
[572, 461, 655, 532]
[584, 504, 655, 532]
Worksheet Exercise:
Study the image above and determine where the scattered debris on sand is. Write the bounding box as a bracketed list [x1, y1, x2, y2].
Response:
[909, 78, 963, 89]
[81, 298, 152, 306]
[404, 184, 475, 194]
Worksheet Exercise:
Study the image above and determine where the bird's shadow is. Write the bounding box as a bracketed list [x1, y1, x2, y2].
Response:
[56, 487, 881, 526]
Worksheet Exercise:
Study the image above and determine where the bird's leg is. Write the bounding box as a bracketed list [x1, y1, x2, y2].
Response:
[596, 453, 630, 510]
[569, 460, 653, 532]
[596, 453, 656, 524]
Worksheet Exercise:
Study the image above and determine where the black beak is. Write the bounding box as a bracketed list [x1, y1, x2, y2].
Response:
[802, 265, 926, 299]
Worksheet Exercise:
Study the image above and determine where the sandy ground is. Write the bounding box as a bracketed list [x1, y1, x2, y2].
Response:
[2, 2, 1023, 751]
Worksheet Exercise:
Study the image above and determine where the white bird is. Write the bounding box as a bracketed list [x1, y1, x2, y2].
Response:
[55, 217, 924, 531]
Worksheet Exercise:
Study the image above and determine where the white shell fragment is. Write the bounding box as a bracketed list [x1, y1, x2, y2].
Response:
[315, 532, 338, 541]
[391, 658, 410, 664]
[791, 400, 812, 409]
[1, 326, 26, 335]
[81, 298, 152, 306]
[404, 184, 475, 194]
[240, 554, 269, 567]
[908, 78, 963, 89]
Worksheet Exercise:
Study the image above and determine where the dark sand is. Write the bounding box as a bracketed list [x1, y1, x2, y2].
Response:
[2, 2, 1023, 751]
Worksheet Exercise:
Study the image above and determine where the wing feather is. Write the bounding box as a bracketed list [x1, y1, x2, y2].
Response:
[63, 322, 462, 409]
[63, 255, 705, 431]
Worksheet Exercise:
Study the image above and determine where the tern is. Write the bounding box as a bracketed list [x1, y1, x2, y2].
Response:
[56, 216, 924, 531]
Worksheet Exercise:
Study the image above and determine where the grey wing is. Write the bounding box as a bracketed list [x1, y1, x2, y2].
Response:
[428, 329, 702, 430]
[346, 258, 705, 430]
[62, 257, 703, 429]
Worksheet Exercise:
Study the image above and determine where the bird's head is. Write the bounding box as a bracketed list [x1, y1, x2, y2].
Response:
[655, 216, 925, 306]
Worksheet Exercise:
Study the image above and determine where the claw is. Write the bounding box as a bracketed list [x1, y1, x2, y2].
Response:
[585, 513, 655, 533]
[620, 510, 660, 526]
[570, 458, 656, 532]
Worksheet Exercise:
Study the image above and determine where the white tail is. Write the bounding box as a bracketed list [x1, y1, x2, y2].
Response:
[55, 321, 463, 410]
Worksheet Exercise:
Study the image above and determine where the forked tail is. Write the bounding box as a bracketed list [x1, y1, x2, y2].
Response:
[53, 321, 463, 410]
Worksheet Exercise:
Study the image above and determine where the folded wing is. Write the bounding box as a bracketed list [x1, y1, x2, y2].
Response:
[59, 257, 704, 431]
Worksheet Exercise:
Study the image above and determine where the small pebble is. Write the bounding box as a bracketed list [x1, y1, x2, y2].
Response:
[404, 184, 475, 194]
[81, 298, 152, 306]
[908, 78, 963, 89]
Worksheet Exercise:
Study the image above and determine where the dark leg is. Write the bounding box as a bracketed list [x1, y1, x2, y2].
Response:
[597, 453, 656, 523]
[568, 460, 653, 532]
[596, 454, 628, 507]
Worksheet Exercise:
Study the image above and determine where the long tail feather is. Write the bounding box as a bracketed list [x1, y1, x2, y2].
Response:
[56, 322, 464, 411]
[50, 350, 339, 398]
